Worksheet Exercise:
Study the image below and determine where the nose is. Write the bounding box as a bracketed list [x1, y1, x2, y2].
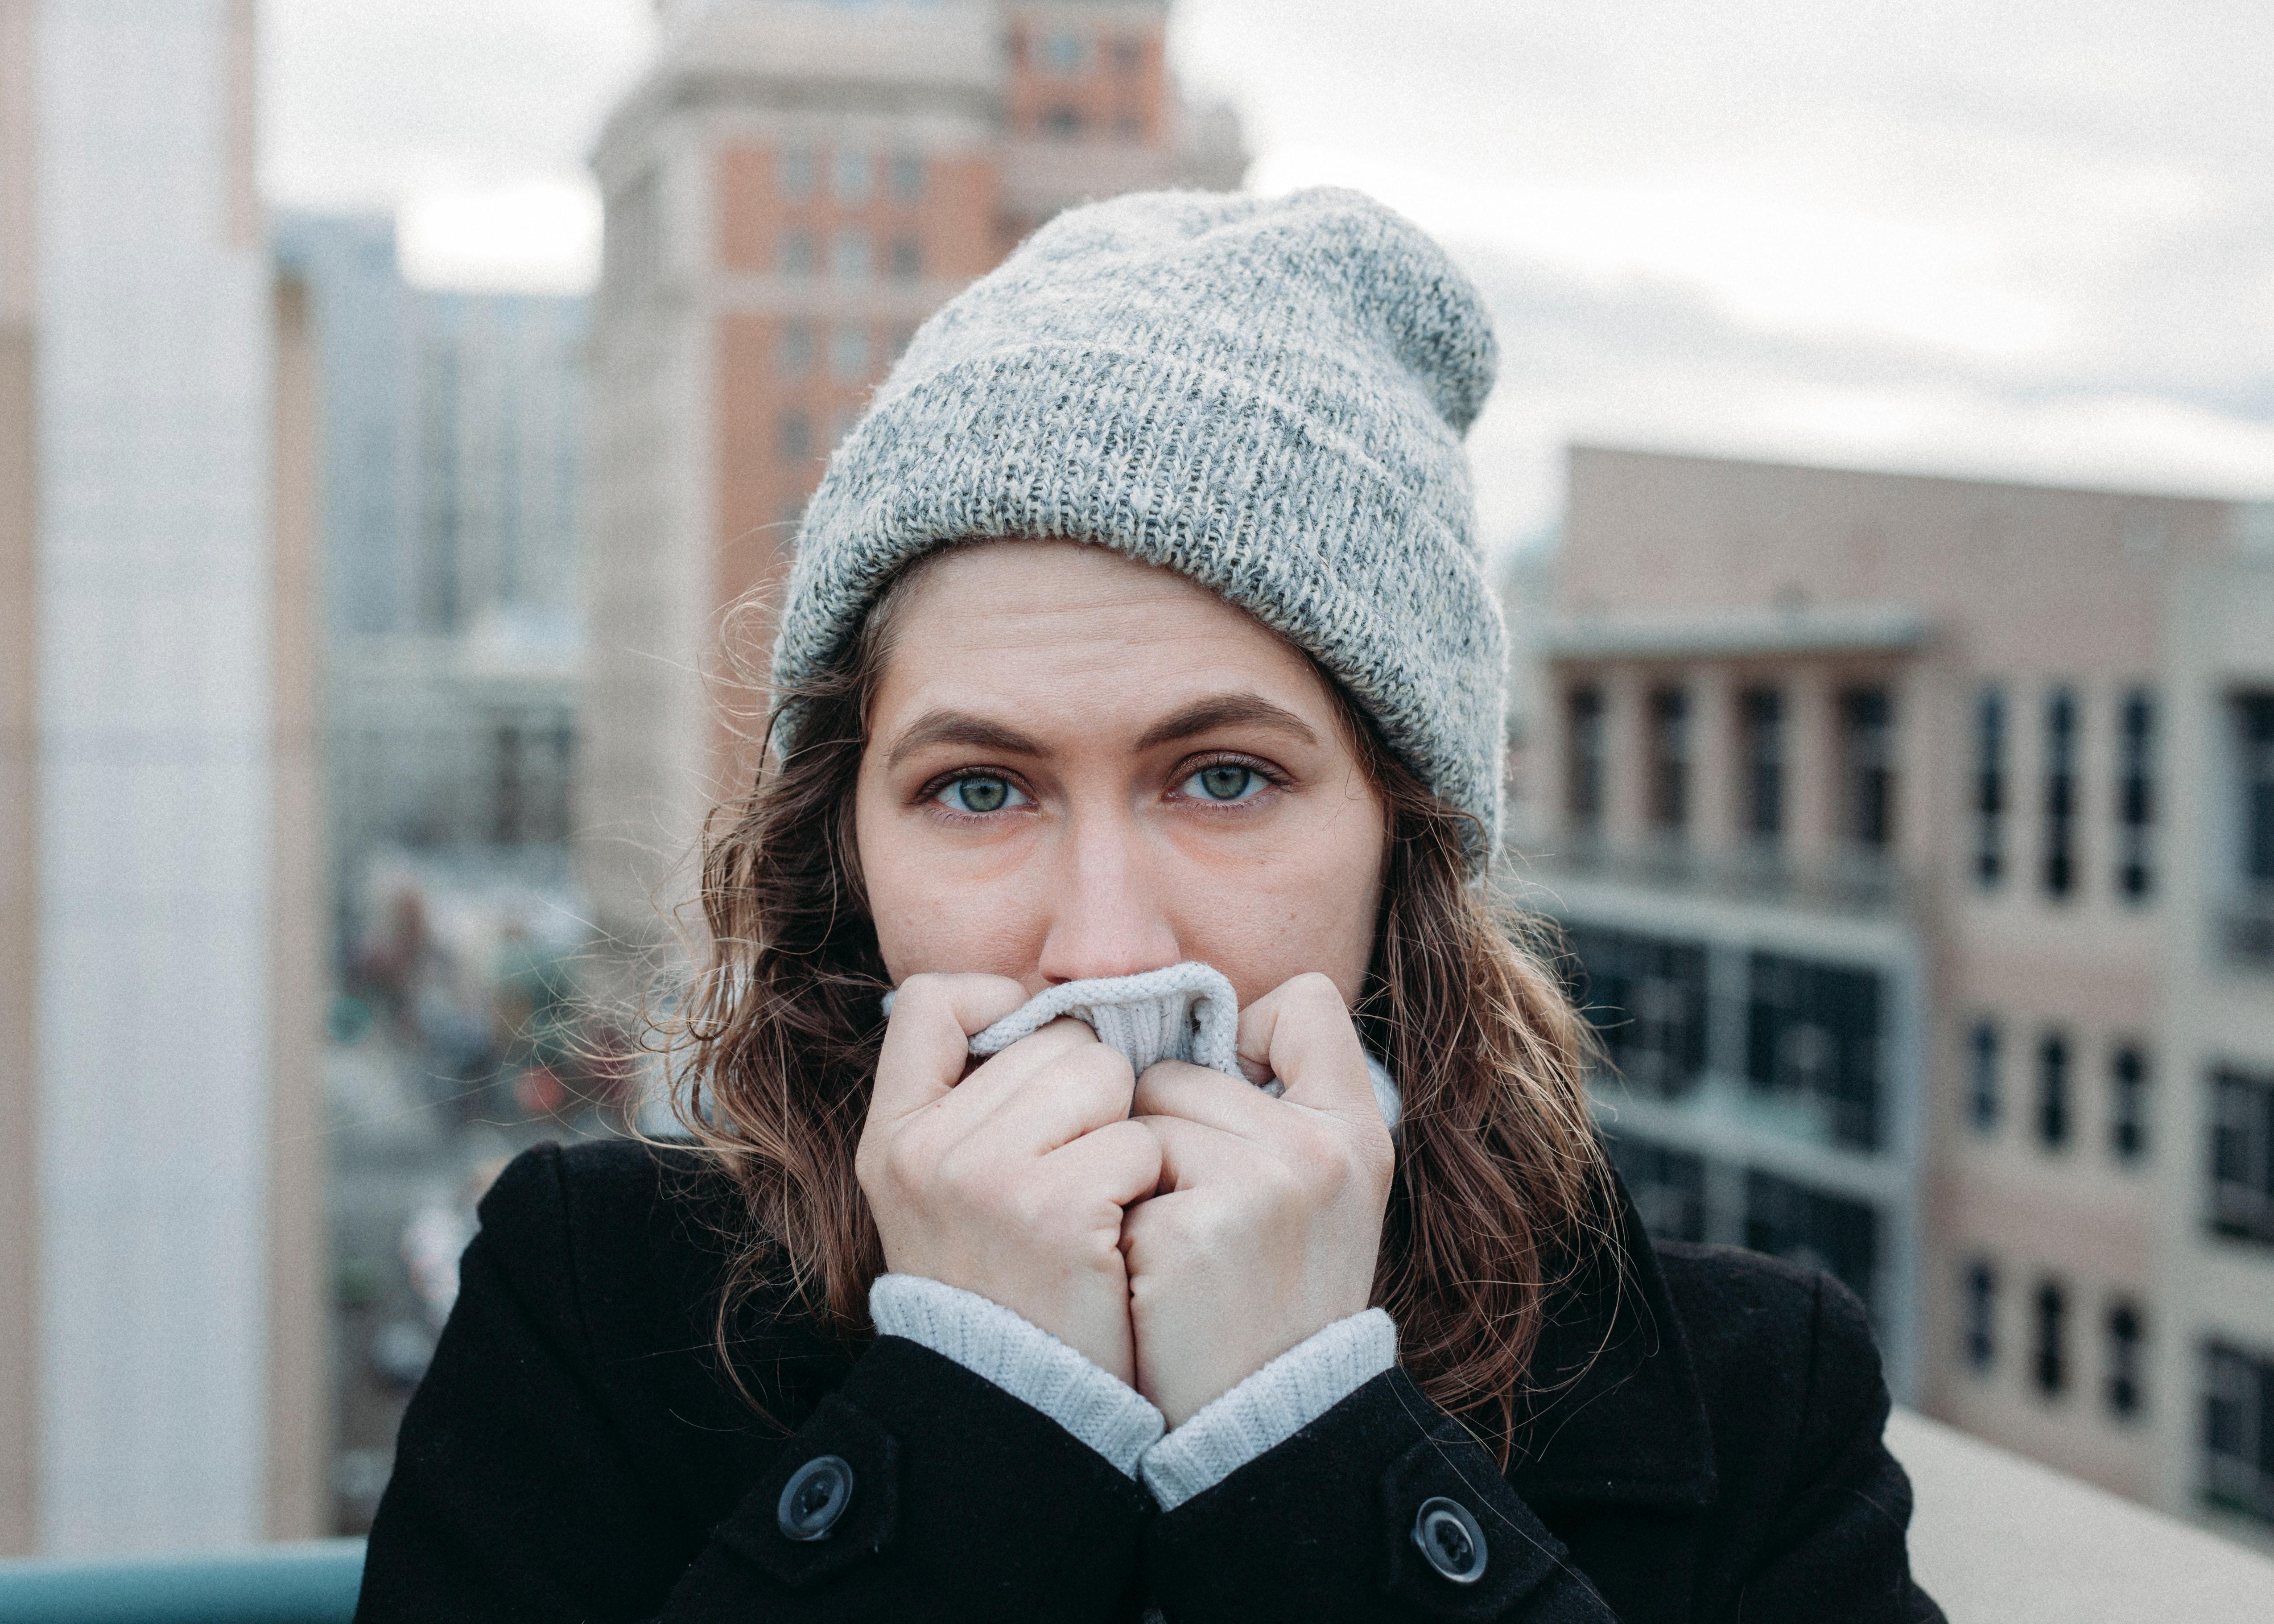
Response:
[1034, 801, 1180, 985]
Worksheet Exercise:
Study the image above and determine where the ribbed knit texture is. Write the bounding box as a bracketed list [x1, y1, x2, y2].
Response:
[970, 962, 1241, 1078]
[871, 1274, 1396, 1512]
[772, 187, 1508, 866]
[868, 1274, 1165, 1477]
[1139, 1307, 1399, 1511]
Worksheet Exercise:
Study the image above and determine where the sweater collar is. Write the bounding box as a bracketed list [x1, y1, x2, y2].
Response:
[1502, 1171, 1719, 1510]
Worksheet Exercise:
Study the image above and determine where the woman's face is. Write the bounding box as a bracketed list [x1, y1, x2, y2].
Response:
[854, 540, 1389, 1008]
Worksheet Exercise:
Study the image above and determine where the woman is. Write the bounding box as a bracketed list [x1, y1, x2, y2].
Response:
[359, 189, 1940, 1623]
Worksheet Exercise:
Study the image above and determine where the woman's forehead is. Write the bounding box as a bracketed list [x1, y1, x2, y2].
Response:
[868, 540, 1341, 742]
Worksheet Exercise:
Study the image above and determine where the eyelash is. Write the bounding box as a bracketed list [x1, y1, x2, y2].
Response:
[916, 754, 1290, 821]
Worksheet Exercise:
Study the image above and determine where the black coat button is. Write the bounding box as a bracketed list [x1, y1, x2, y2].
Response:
[1411, 1496, 1487, 1584]
[777, 1455, 855, 1542]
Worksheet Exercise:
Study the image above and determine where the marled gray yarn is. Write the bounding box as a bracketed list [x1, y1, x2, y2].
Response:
[770, 186, 1509, 865]
[970, 963, 1242, 1079]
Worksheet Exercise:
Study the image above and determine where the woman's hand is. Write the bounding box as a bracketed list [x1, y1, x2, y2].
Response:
[857, 973, 1164, 1385]
[1120, 973, 1395, 1426]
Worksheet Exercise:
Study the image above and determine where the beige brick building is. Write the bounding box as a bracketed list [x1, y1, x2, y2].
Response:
[576, 0, 1242, 936]
[1515, 445, 2274, 1548]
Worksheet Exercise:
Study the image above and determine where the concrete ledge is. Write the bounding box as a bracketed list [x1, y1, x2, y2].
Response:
[1889, 1409, 2274, 1622]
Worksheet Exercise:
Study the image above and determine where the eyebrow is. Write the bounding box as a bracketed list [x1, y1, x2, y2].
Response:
[882, 692, 1321, 770]
[1131, 694, 1320, 752]
[885, 712, 1047, 769]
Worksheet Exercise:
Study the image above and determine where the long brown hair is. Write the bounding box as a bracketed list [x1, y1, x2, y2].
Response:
[665, 556, 1614, 1457]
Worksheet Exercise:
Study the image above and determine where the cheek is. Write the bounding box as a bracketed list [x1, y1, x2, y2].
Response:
[854, 779, 1042, 983]
[1170, 794, 1385, 1005]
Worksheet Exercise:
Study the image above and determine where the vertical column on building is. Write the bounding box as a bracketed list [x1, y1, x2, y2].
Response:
[1690, 663, 1737, 874]
[1601, 663, 1646, 861]
[1786, 664, 1836, 885]
[0, 0, 38, 1558]
[1894, 661, 1937, 903]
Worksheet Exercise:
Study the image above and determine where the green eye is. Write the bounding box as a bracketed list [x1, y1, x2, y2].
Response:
[1194, 764, 1259, 801]
[942, 775, 1015, 813]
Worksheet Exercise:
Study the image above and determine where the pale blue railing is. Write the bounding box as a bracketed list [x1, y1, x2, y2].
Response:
[0, 1538, 362, 1624]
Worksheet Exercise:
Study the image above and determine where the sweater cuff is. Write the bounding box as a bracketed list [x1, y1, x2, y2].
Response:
[868, 1274, 1164, 1477]
[1139, 1307, 1397, 1510]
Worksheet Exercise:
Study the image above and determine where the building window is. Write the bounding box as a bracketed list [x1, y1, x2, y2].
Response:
[2211, 1065, 2274, 1245]
[1747, 953, 1882, 1151]
[1110, 36, 1145, 74]
[2109, 1042, 2150, 1165]
[831, 229, 870, 283]
[492, 721, 573, 845]
[1967, 1019, 2001, 1133]
[1563, 925, 1709, 1099]
[2230, 693, 2274, 966]
[2204, 1340, 2274, 1525]
[2105, 1299, 2145, 1420]
[887, 323, 916, 361]
[2115, 687, 2156, 902]
[1042, 105, 1084, 140]
[1962, 1258, 1997, 1372]
[778, 231, 817, 277]
[1744, 1171, 1878, 1317]
[1566, 685, 1605, 837]
[1839, 686, 1894, 853]
[778, 144, 816, 201]
[887, 235, 922, 282]
[2037, 1030, 2071, 1150]
[829, 325, 870, 383]
[889, 150, 925, 200]
[1974, 685, 2006, 889]
[2033, 1278, 2068, 1398]
[779, 411, 812, 463]
[831, 148, 871, 206]
[1647, 685, 1689, 837]
[2043, 685, 2079, 899]
[776, 320, 813, 379]
[1038, 30, 1091, 73]
[1606, 1135, 1706, 1245]
[1740, 686, 1783, 845]
[830, 407, 862, 450]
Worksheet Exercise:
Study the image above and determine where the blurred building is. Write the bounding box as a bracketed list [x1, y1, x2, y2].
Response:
[0, 0, 326, 1554]
[1514, 445, 2274, 1549]
[578, 0, 1244, 937]
[270, 212, 594, 1532]
[272, 213, 586, 965]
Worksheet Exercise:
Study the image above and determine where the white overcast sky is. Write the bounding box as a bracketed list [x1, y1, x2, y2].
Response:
[264, 0, 2274, 548]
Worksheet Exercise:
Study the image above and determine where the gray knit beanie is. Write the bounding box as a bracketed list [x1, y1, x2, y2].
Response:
[771, 186, 1507, 864]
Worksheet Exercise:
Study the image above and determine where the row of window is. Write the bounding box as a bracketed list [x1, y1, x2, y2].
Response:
[1566, 927, 1885, 1151]
[1610, 1136, 1882, 1318]
[1565, 681, 1898, 854]
[1959, 1261, 2145, 1419]
[776, 146, 926, 208]
[773, 321, 913, 386]
[1021, 29, 1150, 78]
[1032, 105, 1151, 143]
[1963, 1020, 2151, 1163]
[1972, 684, 2157, 903]
[2212, 1066, 2274, 1245]
[774, 227, 925, 284]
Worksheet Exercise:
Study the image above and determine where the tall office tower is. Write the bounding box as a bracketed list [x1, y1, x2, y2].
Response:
[579, 0, 1243, 939]
[275, 212, 587, 961]
[0, 0, 326, 1554]
[1516, 445, 2274, 1550]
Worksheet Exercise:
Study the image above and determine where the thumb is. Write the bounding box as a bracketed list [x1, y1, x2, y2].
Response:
[1235, 973, 1378, 1125]
[870, 973, 1028, 1125]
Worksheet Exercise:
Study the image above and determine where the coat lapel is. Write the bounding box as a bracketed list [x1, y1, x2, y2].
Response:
[1504, 1173, 1718, 1509]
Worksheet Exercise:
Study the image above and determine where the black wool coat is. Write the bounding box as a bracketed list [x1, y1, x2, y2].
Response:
[357, 1139, 1944, 1624]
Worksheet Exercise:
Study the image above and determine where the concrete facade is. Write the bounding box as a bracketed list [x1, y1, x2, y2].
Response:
[0, 0, 325, 1555]
[1519, 444, 2274, 1546]
[577, 0, 1242, 940]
